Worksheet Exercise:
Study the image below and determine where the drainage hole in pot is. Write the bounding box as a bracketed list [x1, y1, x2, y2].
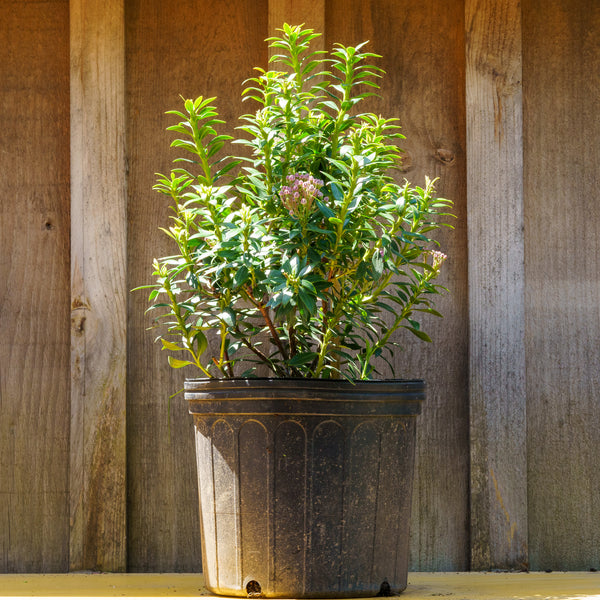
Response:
[246, 580, 262, 597]
[377, 580, 392, 596]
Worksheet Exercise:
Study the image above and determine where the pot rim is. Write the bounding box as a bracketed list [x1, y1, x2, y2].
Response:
[185, 378, 425, 417]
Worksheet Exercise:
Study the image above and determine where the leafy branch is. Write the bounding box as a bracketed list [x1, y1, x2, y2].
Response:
[137, 24, 453, 380]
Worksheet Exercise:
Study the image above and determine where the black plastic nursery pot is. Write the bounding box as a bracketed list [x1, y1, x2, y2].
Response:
[185, 378, 424, 598]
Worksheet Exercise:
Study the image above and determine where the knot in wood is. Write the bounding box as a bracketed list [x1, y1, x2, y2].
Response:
[435, 148, 455, 165]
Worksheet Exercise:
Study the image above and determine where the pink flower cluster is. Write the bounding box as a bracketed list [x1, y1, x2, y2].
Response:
[429, 250, 447, 271]
[279, 173, 325, 218]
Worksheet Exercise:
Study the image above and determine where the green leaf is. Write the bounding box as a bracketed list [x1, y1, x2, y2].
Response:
[316, 200, 335, 219]
[403, 326, 432, 343]
[162, 339, 183, 352]
[219, 308, 236, 327]
[414, 307, 444, 318]
[298, 289, 317, 315]
[318, 100, 339, 111]
[168, 356, 193, 369]
[330, 182, 344, 201]
[233, 265, 250, 288]
[287, 352, 319, 367]
[372, 252, 384, 278]
[193, 329, 208, 355]
[300, 279, 316, 293]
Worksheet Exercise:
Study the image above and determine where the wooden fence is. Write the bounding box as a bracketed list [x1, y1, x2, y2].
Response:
[0, 0, 598, 573]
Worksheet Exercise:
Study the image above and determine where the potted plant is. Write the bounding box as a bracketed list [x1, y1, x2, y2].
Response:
[139, 24, 452, 598]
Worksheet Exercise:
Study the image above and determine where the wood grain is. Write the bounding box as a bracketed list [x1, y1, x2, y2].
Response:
[125, 0, 268, 571]
[70, 0, 127, 572]
[1, 0, 598, 574]
[326, 0, 470, 570]
[466, 0, 528, 570]
[0, 0, 71, 573]
[523, 0, 600, 571]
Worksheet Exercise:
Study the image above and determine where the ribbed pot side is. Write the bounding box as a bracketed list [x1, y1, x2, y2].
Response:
[185, 378, 424, 599]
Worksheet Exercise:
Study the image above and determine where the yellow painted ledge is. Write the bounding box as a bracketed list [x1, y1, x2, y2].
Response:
[0, 572, 598, 599]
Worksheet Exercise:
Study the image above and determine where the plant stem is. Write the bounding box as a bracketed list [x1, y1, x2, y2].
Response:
[224, 346, 234, 377]
[314, 328, 334, 376]
[289, 322, 297, 357]
[258, 303, 289, 361]
[218, 321, 228, 374]
[245, 289, 290, 361]
[237, 333, 284, 377]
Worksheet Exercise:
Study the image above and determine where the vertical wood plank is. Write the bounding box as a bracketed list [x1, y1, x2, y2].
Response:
[466, 0, 528, 570]
[126, 0, 267, 571]
[326, 0, 469, 571]
[70, 0, 127, 571]
[523, 0, 600, 571]
[0, 0, 70, 573]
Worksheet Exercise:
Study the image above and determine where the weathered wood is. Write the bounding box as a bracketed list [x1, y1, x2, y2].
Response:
[0, 0, 70, 573]
[523, 0, 600, 571]
[326, 0, 470, 570]
[70, 0, 127, 571]
[2, 0, 598, 575]
[125, 0, 268, 571]
[466, 0, 528, 570]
